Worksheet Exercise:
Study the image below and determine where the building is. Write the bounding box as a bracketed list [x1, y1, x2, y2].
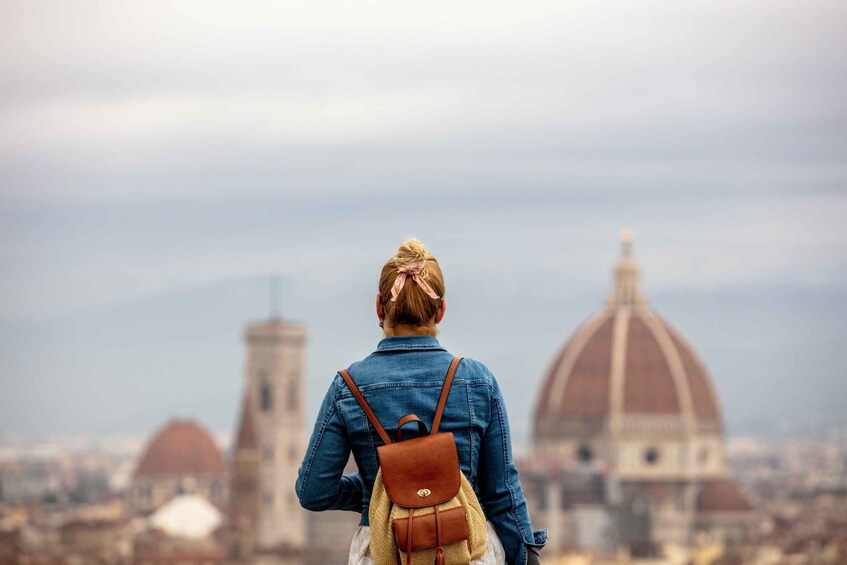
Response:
[60, 517, 133, 564]
[230, 394, 261, 558]
[129, 419, 227, 515]
[0, 459, 71, 504]
[529, 231, 752, 556]
[229, 317, 309, 555]
[135, 493, 227, 564]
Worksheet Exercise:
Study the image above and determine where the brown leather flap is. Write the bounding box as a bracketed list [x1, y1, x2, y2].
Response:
[393, 507, 469, 552]
[377, 432, 461, 508]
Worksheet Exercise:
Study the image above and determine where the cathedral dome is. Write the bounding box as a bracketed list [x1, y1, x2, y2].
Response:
[534, 231, 723, 442]
[696, 480, 753, 513]
[135, 419, 224, 478]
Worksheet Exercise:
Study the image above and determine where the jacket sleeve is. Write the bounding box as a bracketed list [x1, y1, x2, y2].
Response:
[295, 374, 364, 512]
[477, 375, 547, 565]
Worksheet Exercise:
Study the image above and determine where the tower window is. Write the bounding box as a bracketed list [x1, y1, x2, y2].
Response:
[260, 378, 273, 412]
[288, 379, 298, 411]
[644, 447, 660, 465]
[537, 487, 548, 511]
[577, 444, 594, 463]
[138, 484, 152, 502]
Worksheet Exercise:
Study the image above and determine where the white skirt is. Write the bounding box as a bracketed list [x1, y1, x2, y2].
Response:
[348, 520, 506, 565]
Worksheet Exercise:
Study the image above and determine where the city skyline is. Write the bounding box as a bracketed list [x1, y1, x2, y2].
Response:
[2, 0, 846, 446]
[2, 232, 844, 448]
[1, 1, 845, 561]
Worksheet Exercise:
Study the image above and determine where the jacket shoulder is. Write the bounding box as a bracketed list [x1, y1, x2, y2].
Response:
[455, 357, 497, 388]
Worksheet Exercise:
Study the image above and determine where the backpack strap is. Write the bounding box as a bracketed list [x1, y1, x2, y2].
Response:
[338, 369, 393, 445]
[396, 414, 428, 442]
[431, 357, 463, 435]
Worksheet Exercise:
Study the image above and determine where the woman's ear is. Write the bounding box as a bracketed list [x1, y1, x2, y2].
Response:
[376, 293, 385, 322]
[434, 299, 447, 325]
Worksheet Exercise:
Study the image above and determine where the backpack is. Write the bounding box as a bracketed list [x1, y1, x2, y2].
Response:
[339, 357, 488, 565]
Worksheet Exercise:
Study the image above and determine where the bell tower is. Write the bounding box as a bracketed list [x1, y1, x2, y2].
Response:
[231, 312, 308, 551]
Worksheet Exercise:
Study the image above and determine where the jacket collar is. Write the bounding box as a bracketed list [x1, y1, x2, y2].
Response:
[375, 334, 445, 352]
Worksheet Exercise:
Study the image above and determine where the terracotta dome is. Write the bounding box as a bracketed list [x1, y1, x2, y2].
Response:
[696, 480, 752, 513]
[535, 232, 723, 441]
[135, 419, 224, 477]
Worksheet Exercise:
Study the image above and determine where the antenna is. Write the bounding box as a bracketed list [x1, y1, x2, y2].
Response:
[269, 277, 282, 320]
[620, 228, 634, 257]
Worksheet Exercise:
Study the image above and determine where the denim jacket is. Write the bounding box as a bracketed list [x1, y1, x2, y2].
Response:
[295, 335, 547, 565]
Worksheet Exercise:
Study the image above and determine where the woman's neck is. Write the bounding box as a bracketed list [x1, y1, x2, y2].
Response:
[384, 324, 436, 337]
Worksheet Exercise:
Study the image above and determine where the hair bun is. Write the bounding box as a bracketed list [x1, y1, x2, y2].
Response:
[395, 238, 431, 264]
[379, 238, 445, 329]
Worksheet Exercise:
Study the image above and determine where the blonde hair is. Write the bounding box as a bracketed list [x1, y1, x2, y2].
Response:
[379, 238, 445, 329]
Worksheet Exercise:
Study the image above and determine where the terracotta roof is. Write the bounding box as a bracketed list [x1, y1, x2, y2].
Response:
[135, 419, 224, 478]
[697, 480, 752, 513]
[534, 236, 725, 437]
[558, 317, 614, 418]
[536, 309, 722, 420]
[623, 315, 679, 414]
[663, 320, 721, 420]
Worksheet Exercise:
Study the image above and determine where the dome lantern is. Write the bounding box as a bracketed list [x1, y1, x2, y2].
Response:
[607, 228, 646, 308]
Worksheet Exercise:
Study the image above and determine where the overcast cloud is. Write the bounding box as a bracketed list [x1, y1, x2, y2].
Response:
[1, 1, 845, 444]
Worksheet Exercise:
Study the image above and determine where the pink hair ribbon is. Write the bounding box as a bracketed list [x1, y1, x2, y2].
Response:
[390, 261, 440, 302]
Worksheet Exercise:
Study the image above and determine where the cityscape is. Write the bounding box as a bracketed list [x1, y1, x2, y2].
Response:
[2, 1, 844, 564]
[2, 423, 846, 564]
[1, 236, 845, 565]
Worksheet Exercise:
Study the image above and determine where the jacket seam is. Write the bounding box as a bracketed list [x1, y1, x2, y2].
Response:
[364, 409, 378, 470]
[494, 391, 532, 554]
[467, 383, 476, 484]
[297, 387, 338, 501]
[337, 379, 490, 395]
[335, 395, 352, 433]
[335, 372, 378, 471]
[374, 345, 447, 352]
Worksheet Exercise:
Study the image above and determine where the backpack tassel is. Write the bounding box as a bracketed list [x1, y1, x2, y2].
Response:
[406, 509, 414, 565]
[434, 506, 445, 565]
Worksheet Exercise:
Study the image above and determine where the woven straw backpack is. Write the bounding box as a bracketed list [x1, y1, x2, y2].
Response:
[339, 357, 488, 565]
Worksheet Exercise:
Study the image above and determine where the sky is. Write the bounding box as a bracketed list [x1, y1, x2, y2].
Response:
[1, 0, 846, 448]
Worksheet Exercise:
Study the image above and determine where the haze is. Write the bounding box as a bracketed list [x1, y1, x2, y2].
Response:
[1, 0, 845, 446]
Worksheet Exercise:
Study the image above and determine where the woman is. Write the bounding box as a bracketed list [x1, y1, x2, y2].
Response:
[296, 239, 546, 565]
